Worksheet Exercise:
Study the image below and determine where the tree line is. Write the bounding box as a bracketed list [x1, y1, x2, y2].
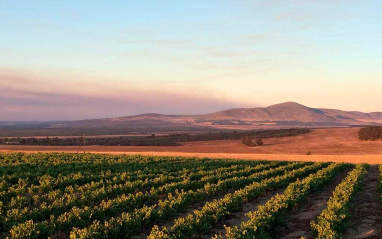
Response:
[0, 128, 310, 146]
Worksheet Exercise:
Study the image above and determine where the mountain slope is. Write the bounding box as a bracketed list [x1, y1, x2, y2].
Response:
[201, 102, 337, 122]
[2, 102, 381, 137]
[62, 102, 382, 128]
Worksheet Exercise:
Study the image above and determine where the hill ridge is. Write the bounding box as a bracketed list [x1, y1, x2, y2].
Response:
[2, 102, 382, 133]
[74, 102, 382, 128]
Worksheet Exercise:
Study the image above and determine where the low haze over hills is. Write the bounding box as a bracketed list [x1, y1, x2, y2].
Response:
[1, 102, 381, 137]
[74, 102, 382, 127]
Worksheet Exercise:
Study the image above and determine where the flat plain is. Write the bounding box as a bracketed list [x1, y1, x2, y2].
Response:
[1, 128, 382, 164]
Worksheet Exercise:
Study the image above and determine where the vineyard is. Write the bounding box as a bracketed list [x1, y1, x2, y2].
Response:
[0, 153, 381, 239]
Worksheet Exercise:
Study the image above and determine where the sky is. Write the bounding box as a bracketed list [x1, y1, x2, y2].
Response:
[1, 0, 381, 121]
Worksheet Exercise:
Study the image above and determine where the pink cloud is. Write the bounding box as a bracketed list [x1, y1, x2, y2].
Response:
[0, 70, 250, 121]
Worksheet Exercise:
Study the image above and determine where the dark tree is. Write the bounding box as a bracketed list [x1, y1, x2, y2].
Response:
[255, 138, 264, 146]
[242, 137, 264, 147]
[358, 126, 382, 141]
[241, 136, 254, 146]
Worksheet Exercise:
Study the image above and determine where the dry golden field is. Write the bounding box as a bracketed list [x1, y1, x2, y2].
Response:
[1, 128, 382, 164]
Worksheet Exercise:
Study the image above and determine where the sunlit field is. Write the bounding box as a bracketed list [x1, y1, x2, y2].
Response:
[1, 153, 381, 238]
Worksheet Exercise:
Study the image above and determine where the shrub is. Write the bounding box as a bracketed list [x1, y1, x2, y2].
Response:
[241, 137, 253, 146]
[241, 137, 263, 147]
[255, 138, 264, 146]
[358, 126, 382, 141]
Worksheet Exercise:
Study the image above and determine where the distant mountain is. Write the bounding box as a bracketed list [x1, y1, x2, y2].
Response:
[1, 102, 381, 136]
[200, 102, 382, 124]
[201, 102, 338, 122]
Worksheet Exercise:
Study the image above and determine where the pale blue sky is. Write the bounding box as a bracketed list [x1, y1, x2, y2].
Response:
[1, 0, 381, 120]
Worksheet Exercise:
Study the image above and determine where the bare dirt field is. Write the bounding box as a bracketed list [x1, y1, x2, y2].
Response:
[1, 128, 382, 164]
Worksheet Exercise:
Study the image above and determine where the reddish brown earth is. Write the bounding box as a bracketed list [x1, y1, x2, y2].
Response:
[276, 169, 351, 239]
[1, 128, 382, 164]
[204, 186, 286, 238]
[343, 165, 382, 238]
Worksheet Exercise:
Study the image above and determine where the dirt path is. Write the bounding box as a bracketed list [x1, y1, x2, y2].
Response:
[343, 165, 382, 239]
[199, 186, 287, 239]
[275, 169, 351, 239]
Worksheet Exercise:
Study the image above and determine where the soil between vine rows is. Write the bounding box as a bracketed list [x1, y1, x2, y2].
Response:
[200, 186, 287, 239]
[343, 165, 382, 239]
[275, 169, 351, 239]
